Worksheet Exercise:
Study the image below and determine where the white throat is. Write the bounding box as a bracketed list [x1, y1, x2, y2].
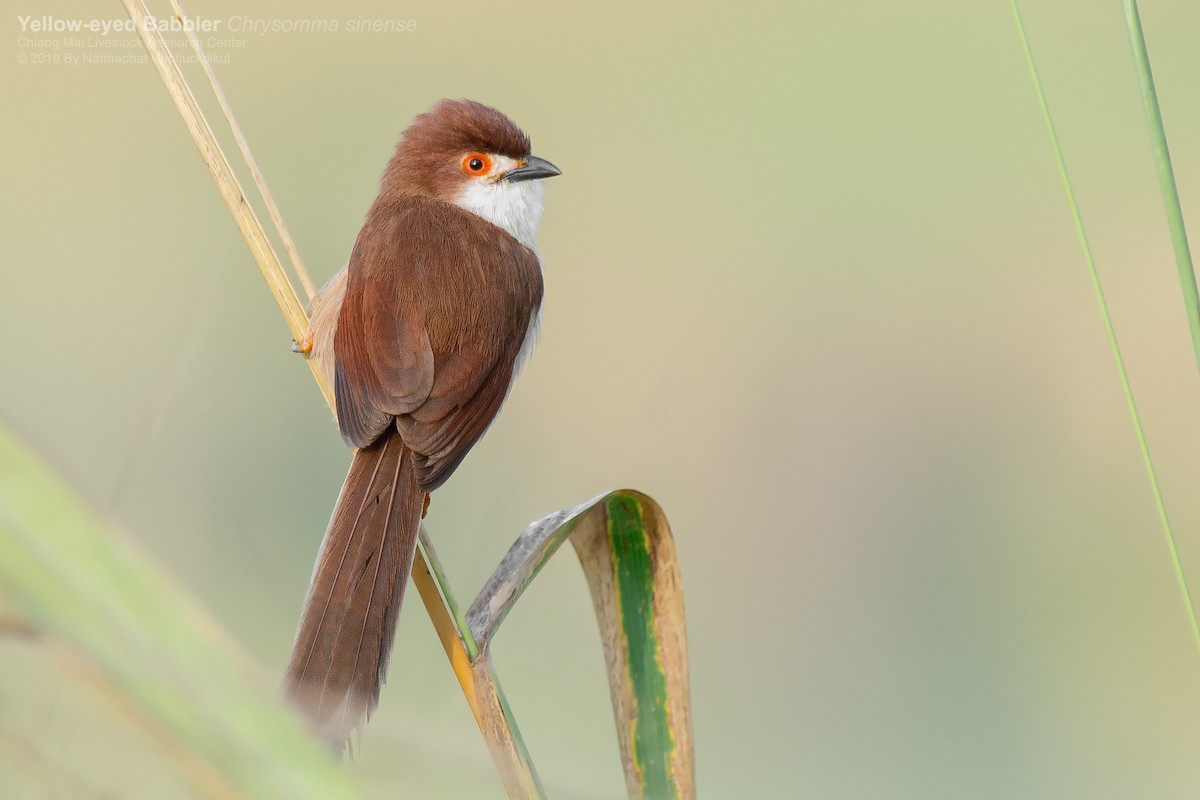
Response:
[453, 170, 546, 252]
[452, 155, 548, 372]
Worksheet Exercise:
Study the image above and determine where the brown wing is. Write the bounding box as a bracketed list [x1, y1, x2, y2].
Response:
[333, 195, 543, 488]
[334, 203, 436, 448]
[398, 347, 520, 490]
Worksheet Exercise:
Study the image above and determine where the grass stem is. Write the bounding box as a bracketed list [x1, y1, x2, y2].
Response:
[1122, 0, 1200, 377]
[1010, 0, 1200, 659]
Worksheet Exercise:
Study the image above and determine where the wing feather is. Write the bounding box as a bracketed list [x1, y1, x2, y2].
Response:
[332, 195, 543, 486]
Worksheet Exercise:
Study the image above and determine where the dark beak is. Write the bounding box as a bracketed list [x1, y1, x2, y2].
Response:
[503, 155, 562, 182]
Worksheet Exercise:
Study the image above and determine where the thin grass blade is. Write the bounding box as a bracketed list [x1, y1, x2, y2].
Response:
[1010, 0, 1200, 658]
[1122, 0, 1200, 375]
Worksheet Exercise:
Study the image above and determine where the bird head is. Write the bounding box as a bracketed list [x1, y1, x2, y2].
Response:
[382, 98, 561, 250]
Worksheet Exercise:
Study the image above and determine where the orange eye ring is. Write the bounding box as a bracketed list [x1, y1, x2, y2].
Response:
[462, 152, 492, 176]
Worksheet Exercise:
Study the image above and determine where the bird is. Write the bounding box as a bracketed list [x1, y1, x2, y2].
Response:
[283, 98, 561, 751]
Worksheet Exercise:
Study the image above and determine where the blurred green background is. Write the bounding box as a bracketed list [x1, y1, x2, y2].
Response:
[3, 0, 1200, 797]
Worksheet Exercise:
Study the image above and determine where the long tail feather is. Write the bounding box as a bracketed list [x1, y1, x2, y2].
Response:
[283, 429, 422, 752]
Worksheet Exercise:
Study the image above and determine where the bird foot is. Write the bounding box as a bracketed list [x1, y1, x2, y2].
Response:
[292, 334, 313, 355]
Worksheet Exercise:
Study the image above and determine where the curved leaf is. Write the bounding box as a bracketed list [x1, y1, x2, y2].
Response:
[468, 490, 695, 800]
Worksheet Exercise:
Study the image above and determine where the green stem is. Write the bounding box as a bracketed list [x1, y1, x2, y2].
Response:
[1010, 0, 1200, 659]
[1123, 0, 1200, 375]
[417, 531, 479, 660]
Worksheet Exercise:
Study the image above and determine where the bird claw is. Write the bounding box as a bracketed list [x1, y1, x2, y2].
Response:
[292, 335, 313, 355]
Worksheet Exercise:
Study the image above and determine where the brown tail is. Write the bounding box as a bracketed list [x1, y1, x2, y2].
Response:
[283, 429, 422, 752]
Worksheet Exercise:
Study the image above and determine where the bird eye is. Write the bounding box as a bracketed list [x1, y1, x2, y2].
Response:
[462, 153, 491, 176]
